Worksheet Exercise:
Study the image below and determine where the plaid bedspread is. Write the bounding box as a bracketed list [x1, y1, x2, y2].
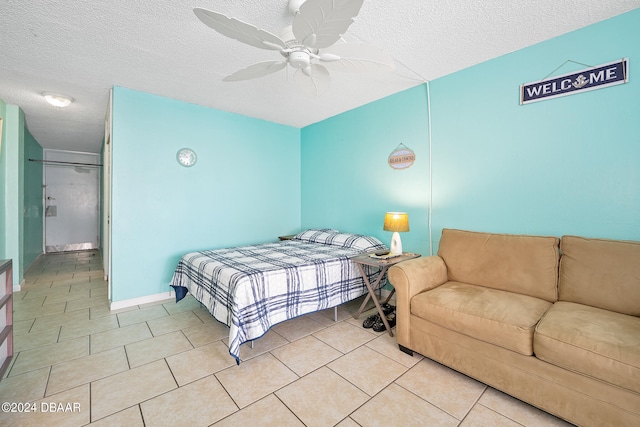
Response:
[171, 238, 386, 363]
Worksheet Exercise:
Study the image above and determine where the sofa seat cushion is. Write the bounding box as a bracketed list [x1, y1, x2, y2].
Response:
[535, 301, 640, 393]
[411, 281, 552, 355]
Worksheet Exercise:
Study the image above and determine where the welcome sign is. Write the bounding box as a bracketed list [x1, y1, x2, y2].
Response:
[520, 58, 628, 105]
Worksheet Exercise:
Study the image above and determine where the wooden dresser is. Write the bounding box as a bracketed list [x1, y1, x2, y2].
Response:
[0, 259, 13, 380]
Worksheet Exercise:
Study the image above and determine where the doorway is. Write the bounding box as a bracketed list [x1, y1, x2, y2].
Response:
[43, 150, 101, 253]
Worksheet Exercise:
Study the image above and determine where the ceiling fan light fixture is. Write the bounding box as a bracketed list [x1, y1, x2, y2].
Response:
[193, 0, 388, 96]
[289, 51, 311, 69]
[43, 92, 74, 108]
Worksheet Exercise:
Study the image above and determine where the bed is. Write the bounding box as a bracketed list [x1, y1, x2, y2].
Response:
[170, 229, 388, 363]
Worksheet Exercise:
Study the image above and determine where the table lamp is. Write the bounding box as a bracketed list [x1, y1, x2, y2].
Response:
[383, 212, 409, 255]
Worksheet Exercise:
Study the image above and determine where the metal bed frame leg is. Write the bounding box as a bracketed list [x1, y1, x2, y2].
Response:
[334, 306, 338, 322]
[250, 340, 254, 349]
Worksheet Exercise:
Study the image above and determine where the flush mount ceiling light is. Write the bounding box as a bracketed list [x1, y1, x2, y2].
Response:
[42, 92, 74, 107]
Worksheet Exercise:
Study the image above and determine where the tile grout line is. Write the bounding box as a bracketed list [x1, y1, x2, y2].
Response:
[392, 376, 462, 422]
[456, 384, 488, 426]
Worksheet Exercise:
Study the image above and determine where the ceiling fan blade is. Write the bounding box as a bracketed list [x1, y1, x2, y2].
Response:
[223, 61, 288, 82]
[293, 64, 331, 97]
[320, 43, 395, 72]
[194, 8, 285, 51]
[292, 0, 364, 49]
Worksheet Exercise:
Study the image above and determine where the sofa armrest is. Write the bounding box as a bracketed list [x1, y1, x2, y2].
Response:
[389, 255, 448, 297]
[388, 255, 448, 349]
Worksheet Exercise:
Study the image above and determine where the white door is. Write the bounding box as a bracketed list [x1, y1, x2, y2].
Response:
[44, 150, 100, 253]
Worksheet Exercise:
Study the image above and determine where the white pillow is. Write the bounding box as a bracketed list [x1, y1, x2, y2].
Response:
[293, 229, 387, 252]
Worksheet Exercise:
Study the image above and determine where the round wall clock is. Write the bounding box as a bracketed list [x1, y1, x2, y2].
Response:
[176, 148, 197, 167]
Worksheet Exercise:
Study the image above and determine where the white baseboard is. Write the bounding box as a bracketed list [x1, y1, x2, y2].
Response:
[13, 279, 24, 293]
[110, 290, 175, 311]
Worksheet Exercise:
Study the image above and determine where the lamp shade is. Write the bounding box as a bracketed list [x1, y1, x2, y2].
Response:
[383, 212, 409, 232]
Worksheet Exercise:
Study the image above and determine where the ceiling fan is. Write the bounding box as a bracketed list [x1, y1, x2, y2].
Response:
[194, 0, 395, 97]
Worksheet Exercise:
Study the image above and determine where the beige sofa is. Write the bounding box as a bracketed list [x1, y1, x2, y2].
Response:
[388, 229, 640, 427]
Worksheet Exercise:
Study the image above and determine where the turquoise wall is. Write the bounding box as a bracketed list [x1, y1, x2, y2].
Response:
[110, 87, 301, 302]
[108, 9, 639, 303]
[428, 8, 640, 249]
[301, 8, 639, 256]
[23, 129, 43, 267]
[1, 105, 24, 284]
[0, 99, 6, 260]
[0, 102, 43, 285]
[301, 86, 430, 255]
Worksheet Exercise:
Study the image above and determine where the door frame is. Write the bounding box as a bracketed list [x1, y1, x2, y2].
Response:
[103, 89, 113, 298]
[42, 149, 101, 253]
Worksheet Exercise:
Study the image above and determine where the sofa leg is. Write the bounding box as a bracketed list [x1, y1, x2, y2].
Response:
[398, 345, 414, 356]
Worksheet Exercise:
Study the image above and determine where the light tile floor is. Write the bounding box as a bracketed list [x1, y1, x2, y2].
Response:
[0, 250, 576, 426]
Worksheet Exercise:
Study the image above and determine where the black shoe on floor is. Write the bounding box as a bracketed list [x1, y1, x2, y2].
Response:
[363, 313, 380, 328]
[373, 311, 396, 332]
[380, 303, 395, 315]
[363, 303, 395, 328]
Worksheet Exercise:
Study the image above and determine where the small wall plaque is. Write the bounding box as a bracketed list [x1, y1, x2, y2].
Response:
[388, 143, 415, 170]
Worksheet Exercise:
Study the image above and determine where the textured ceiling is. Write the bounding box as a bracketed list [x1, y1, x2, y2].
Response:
[1, 0, 639, 153]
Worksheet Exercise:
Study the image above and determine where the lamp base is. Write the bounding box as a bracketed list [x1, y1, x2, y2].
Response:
[389, 232, 403, 255]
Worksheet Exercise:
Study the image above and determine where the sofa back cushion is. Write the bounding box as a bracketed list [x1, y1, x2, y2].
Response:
[438, 229, 560, 302]
[559, 235, 640, 316]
